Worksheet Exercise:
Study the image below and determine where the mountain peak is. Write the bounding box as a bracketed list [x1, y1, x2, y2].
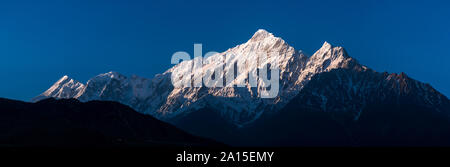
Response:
[255, 29, 270, 35]
[320, 41, 333, 50]
[53, 75, 80, 87]
[31, 75, 85, 102]
[250, 29, 275, 41]
[311, 41, 351, 59]
[57, 75, 70, 82]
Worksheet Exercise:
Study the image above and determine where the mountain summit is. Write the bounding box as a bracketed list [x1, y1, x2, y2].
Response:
[250, 29, 275, 41]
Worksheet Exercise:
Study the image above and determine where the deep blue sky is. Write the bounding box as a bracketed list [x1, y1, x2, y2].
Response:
[0, 0, 449, 101]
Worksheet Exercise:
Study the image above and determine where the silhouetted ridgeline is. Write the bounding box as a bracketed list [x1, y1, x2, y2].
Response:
[0, 98, 220, 147]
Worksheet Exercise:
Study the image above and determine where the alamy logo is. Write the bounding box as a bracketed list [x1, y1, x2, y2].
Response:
[171, 44, 279, 98]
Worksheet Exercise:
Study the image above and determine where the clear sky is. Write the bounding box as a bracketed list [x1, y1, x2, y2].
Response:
[0, 0, 449, 101]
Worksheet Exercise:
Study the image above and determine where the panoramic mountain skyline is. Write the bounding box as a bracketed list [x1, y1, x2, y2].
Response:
[32, 29, 367, 124]
[1, 0, 449, 101]
[32, 29, 450, 146]
[2, 1, 450, 164]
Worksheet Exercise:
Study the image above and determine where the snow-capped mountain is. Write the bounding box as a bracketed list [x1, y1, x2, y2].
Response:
[32, 29, 359, 126]
[33, 29, 448, 130]
[161, 29, 365, 126]
[32, 75, 85, 102]
[32, 71, 164, 115]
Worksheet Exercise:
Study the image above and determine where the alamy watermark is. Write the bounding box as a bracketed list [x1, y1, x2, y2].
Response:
[170, 44, 279, 98]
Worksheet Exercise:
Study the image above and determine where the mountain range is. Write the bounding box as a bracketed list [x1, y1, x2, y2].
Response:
[32, 29, 450, 146]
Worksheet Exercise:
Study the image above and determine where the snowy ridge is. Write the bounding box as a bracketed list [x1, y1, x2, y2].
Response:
[32, 76, 85, 102]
